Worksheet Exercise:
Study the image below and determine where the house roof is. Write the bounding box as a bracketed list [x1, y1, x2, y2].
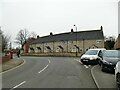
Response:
[31, 29, 104, 44]
[24, 38, 36, 44]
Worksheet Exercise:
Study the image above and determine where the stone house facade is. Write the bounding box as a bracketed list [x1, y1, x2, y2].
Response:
[28, 27, 104, 55]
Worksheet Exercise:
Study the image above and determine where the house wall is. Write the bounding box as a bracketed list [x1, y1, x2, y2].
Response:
[29, 39, 104, 54]
[114, 34, 120, 50]
[23, 43, 29, 53]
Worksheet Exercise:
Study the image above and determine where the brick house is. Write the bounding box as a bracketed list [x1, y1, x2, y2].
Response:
[114, 34, 120, 50]
[23, 38, 36, 53]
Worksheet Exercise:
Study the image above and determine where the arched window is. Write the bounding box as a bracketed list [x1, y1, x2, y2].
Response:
[37, 47, 42, 53]
[56, 46, 64, 53]
[45, 46, 52, 53]
[71, 45, 80, 52]
[30, 48, 35, 53]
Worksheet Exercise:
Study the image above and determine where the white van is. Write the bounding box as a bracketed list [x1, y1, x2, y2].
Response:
[80, 48, 106, 65]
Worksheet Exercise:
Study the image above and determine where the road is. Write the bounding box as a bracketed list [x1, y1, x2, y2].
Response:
[2, 56, 115, 89]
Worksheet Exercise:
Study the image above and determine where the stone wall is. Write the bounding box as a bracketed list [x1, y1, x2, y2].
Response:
[28, 39, 104, 55]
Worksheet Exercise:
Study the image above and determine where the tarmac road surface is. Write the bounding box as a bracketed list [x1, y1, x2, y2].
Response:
[2, 56, 115, 89]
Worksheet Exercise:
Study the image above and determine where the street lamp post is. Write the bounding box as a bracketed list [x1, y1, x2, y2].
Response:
[74, 25, 77, 56]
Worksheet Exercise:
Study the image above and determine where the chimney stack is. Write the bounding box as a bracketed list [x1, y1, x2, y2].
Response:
[100, 26, 103, 30]
[71, 29, 74, 32]
[50, 32, 53, 35]
[37, 35, 40, 38]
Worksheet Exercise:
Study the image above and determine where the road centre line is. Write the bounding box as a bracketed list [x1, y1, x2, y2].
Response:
[38, 65, 49, 73]
[38, 59, 51, 74]
[10, 81, 26, 90]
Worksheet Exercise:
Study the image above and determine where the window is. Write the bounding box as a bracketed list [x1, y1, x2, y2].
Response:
[85, 50, 98, 55]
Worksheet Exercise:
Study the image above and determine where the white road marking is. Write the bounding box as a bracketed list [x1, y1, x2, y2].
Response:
[38, 59, 51, 74]
[38, 64, 49, 73]
[0, 59, 25, 74]
[84, 65, 89, 68]
[10, 81, 26, 90]
[74, 59, 79, 62]
[88, 65, 91, 67]
[74, 59, 90, 68]
[74, 59, 83, 64]
[48, 59, 51, 64]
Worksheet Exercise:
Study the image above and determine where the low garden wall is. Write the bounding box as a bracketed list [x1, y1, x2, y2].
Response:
[0, 52, 11, 63]
[1, 55, 10, 63]
[21, 52, 83, 57]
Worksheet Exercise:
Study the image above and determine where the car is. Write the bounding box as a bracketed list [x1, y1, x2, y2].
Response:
[99, 50, 120, 73]
[115, 61, 120, 89]
[80, 48, 105, 65]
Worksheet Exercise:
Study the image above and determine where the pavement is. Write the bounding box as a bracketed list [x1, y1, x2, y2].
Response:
[0, 58, 24, 73]
[91, 65, 116, 88]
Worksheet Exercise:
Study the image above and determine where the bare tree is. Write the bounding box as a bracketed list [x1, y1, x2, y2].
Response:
[0, 27, 10, 51]
[29, 31, 37, 38]
[15, 29, 29, 49]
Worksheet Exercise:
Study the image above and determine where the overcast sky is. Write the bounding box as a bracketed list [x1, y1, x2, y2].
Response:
[1, 0, 119, 48]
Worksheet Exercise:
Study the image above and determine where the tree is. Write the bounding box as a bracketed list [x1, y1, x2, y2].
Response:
[29, 31, 37, 38]
[0, 27, 10, 51]
[15, 29, 29, 49]
[104, 36, 115, 50]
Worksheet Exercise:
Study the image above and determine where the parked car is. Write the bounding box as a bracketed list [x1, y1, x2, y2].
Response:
[115, 61, 120, 89]
[80, 48, 105, 65]
[99, 50, 120, 73]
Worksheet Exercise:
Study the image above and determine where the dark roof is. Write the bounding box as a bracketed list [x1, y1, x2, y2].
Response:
[27, 38, 36, 43]
[24, 38, 36, 45]
[31, 30, 104, 44]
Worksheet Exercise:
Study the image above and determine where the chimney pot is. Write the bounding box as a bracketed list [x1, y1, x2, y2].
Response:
[101, 26, 103, 30]
[50, 32, 53, 35]
[71, 29, 74, 32]
[37, 35, 40, 38]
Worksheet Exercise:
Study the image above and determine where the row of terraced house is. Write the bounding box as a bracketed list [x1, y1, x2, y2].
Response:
[23, 26, 107, 56]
